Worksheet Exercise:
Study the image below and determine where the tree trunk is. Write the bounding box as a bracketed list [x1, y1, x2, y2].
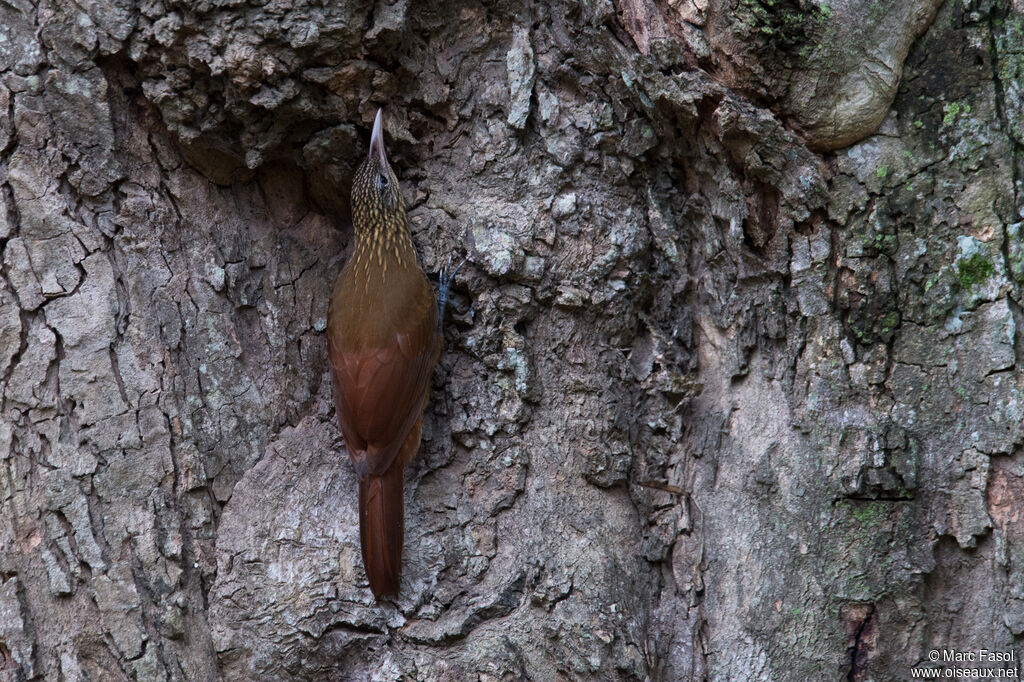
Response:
[1, 0, 1021, 679]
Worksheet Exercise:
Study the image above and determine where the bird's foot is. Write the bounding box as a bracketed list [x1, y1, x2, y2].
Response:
[351, 453, 369, 480]
[438, 254, 466, 326]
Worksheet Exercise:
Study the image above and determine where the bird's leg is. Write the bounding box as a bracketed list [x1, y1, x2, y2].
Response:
[437, 254, 466, 333]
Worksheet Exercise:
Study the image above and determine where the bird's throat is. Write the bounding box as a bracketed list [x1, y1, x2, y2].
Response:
[351, 219, 417, 280]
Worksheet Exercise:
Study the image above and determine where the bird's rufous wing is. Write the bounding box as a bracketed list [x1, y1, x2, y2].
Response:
[329, 298, 439, 478]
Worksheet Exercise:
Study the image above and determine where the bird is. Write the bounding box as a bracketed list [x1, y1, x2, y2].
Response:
[327, 108, 456, 597]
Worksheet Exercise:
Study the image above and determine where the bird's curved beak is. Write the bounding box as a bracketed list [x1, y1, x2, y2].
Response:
[369, 108, 389, 168]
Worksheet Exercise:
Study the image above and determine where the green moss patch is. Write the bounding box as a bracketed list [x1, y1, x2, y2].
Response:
[957, 253, 995, 288]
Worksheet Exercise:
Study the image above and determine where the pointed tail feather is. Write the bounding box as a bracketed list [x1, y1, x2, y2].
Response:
[358, 462, 405, 597]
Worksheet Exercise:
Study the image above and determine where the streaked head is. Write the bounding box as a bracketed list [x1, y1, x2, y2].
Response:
[351, 108, 404, 229]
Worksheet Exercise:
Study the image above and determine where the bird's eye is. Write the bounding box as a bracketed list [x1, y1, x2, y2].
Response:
[377, 172, 389, 190]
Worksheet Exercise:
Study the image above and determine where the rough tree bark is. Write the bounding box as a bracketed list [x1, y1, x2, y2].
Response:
[1, 0, 1022, 679]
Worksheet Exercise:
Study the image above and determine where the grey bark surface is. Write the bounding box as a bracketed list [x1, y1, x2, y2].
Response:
[0, 0, 1022, 680]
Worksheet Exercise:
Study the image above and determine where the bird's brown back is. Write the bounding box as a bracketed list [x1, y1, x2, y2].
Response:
[326, 118, 440, 478]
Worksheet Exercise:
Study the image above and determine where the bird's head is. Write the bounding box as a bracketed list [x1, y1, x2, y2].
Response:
[351, 108, 404, 229]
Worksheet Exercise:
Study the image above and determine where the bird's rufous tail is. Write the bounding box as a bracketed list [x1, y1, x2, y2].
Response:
[358, 460, 404, 597]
